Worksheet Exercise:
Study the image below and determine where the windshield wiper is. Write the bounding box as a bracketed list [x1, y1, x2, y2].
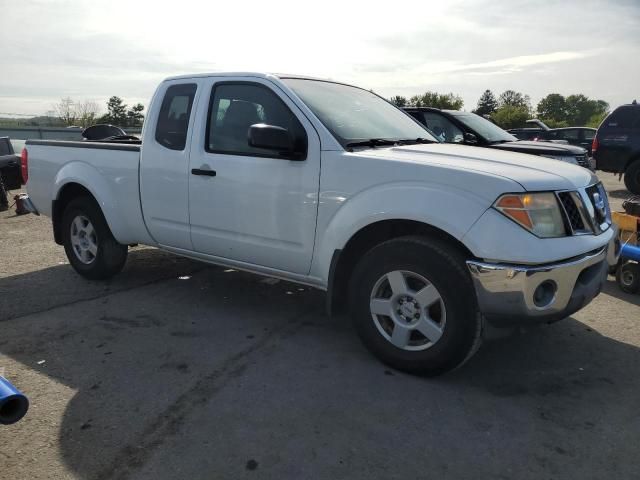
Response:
[345, 137, 434, 150]
[345, 138, 399, 150]
[395, 137, 434, 145]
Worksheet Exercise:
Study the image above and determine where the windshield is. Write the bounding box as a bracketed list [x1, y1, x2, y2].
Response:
[450, 112, 517, 143]
[282, 78, 437, 147]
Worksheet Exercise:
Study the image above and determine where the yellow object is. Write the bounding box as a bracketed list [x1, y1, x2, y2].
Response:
[613, 211, 639, 246]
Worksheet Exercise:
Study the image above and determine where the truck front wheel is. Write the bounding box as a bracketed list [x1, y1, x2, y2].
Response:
[624, 160, 640, 194]
[61, 197, 128, 280]
[348, 236, 482, 376]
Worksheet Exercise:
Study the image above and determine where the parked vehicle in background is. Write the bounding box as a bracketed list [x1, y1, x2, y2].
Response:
[593, 101, 640, 194]
[508, 119, 597, 155]
[508, 128, 543, 140]
[404, 107, 592, 169]
[537, 127, 597, 154]
[0, 137, 22, 189]
[0, 137, 22, 210]
[22, 73, 617, 375]
[508, 119, 548, 140]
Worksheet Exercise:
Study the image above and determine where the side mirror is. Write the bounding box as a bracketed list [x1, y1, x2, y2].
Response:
[248, 124, 299, 159]
[464, 132, 478, 144]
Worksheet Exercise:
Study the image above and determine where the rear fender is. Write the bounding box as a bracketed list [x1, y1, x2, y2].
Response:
[53, 162, 132, 244]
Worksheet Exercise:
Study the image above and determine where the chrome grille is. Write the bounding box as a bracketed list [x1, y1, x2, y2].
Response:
[585, 183, 610, 230]
[556, 183, 611, 235]
[558, 192, 585, 231]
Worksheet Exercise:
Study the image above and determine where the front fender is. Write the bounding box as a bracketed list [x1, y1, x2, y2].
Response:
[310, 182, 492, 282]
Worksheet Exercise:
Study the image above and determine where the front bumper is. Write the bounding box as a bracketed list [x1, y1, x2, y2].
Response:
[467, 246, 611, 326]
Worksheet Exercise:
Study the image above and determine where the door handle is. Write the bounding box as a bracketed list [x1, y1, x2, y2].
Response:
[191, 168, 216, 177]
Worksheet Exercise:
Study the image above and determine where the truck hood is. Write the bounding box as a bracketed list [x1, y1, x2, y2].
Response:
[488, 140, 588, 156]
[361, 143, 596, 191]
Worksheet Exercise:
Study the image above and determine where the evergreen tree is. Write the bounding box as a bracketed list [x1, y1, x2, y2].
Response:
[474, 90, 498, 116]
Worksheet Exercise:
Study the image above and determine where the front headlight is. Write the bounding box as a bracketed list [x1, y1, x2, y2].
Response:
[494, 193, 566, 238]
[540, 154, 577, 164]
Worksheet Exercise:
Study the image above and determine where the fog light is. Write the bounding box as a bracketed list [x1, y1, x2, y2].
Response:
[533, 280, 557, 308]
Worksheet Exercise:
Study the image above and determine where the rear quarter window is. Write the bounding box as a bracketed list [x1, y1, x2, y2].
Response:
[604, 107, 640, 129]
[155, 83, 197, 151]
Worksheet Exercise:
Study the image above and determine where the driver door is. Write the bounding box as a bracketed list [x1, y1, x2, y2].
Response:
[188, 78, 321, 275]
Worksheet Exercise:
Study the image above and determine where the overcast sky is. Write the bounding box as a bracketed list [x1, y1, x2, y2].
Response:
[0, 0, 638, 116]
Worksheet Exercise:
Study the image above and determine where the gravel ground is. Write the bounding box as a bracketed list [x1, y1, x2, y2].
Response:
[0, 172, 638, 480]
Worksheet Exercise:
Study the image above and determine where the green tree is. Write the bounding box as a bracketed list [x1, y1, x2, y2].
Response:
[474, 89, 498, 116]
[587, 111, 608, 128]
[389, 96, 408, 107]
[126, 103, 145, 127]
[565, 94, 609, 125]
[498, 90, 531, 111]
[537, 93, 567, 124]
[408, 91, 463, 110]
[490, 105, 530, 129]
[102, 96, 128, 125]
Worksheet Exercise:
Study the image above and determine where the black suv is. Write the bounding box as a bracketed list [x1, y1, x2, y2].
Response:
[593, 102, 640, 194]
[403, 108, 592, 169]
[0, 137, 22, 210]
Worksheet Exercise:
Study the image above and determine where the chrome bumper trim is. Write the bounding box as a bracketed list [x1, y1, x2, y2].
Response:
[467, 247, 608, 319]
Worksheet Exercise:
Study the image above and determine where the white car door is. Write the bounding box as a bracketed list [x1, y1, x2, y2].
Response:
[188, 77, 321, 275]
[140, 81, 200, 249]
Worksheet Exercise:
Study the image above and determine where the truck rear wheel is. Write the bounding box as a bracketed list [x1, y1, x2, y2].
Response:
[348, 236, 482, 376]
[62, 196, 128, 280]
[624, 160, 640, 194]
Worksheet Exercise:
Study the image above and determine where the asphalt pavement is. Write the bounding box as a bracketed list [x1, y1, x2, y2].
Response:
[1, 172, 638, 480]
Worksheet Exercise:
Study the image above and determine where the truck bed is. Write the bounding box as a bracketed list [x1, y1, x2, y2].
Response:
[26, 139, 152, 246]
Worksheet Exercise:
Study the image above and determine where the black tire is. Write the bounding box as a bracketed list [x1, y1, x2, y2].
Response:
[624, 161, 640, 195]
[348, 235, 482, 376]
[616, 262, 640, 294]
[62, 196, 128, 280]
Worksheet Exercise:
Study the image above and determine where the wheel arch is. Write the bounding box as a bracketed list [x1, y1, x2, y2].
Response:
[52, 182, 99, 245]
[50, 159, 145, 246]
[326, 219, 476, 316]
[625, 153, 640, 170]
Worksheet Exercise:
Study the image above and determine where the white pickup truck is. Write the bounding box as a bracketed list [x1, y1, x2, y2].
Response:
[24, 73, 618, 375]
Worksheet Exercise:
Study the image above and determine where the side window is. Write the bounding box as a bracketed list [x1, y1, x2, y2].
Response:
[206, 83, 307, 158]
[155, 83, 197, 151]
[407, 111, 426, 126]
[582, 129, 595, 141]
[606, 107, 637, 129]
[422, 113, 464, 143]
[557, 129, 579, 141]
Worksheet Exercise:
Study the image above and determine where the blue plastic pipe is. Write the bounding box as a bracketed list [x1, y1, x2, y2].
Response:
[0, 376, 29, 425]
[621, 243, 640, 262]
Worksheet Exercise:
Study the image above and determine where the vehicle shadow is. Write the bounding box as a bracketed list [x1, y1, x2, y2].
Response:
[0, 247, 207, 322]
[608, 188, 634, 200]
[0, 256, 639, 479]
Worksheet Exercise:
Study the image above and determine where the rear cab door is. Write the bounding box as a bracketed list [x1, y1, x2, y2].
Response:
[140, 80, 200, 249]
[186, 76, 321, 275]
